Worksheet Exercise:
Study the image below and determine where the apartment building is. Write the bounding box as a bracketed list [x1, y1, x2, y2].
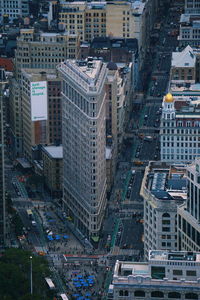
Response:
[170, 45, 196, 81]
[0, 69, 7, 248]
[178, 159, 200, 252]
[85, 2, 106, 42]
[59, 0, 156, 67]
[9, 77, 23, 158]
[140, 161, 187, 259]
[0, 0, 29, 24]
[42, 145, 63, 197]
[59, 2, 86, 41]
[178, 14, 200, 48]
[20, 69, 61, 162]
[160, 93, 200, 163]
[185, 0, 200, 14]
[111, 250, 200, 300]
[58, 58, 107, 241]
[15, 28, 79, 80]
[10, 27, 76, 158]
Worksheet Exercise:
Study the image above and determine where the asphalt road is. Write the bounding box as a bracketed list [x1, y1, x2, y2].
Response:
[102, 3, 183, 256]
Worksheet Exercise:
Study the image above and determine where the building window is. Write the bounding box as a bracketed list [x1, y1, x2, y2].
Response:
[162, 227, 170, 232]
[119, 290, 129, 296]
[168, 292, 181, 298]
[185, 293, 198, 300]
[162, 213, 170, 218]
[134, 290, 145, 297]
[186, 270, 196, 276]
[151, 291, 164, 298]
[173, 270, 183, 275]
[151, 266, 165, 279]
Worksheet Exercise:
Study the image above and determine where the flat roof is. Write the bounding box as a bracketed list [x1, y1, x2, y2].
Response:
[43, 146, 63, 159]
[116, 261, 149, 276]
[16, 157, 32, 168]
[149, 250, 200, 262]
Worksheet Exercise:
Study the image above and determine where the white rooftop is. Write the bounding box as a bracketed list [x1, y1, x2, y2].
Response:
[43, 146, 63, 159]
[180, 14, 190, 23]
[172, 45, 196, 68]
[106, 147, 112, 159]
[131, 1, 145, 14]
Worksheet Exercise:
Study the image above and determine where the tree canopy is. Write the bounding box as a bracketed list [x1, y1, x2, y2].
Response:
[0, 248, 54, 300]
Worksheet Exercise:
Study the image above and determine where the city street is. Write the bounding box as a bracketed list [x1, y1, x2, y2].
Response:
[3, 1, 184, 298]
[101, 2, 181, 261]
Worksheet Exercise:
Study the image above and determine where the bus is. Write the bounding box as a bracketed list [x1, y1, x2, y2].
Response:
[45, 277, 55, 290]
[27, 209, 33, 220]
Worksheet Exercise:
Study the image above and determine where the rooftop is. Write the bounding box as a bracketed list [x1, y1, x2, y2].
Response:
[58, 58, 107, 93]
[90, 37, 138, 53]
[149, 250, 200, 262]
[144, 162, 187, 202]
[43, 145, 63, 159]
[172, 45, 196, 68]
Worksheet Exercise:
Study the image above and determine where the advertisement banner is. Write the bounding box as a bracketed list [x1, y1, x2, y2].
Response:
[31, 81, 47, 121]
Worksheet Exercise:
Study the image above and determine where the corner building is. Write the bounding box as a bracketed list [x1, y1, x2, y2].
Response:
[111, 251, 200, 300]
[160, 93, 200, 163]
[59, 59, 107, 240]
[178, 159, 200, 252]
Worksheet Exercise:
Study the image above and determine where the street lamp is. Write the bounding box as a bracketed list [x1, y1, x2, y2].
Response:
[30, 256, 33, 295]
[0, 68, 8, 247]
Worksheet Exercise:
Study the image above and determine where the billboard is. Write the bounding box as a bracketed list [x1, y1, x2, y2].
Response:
[31, 81, 48, 121]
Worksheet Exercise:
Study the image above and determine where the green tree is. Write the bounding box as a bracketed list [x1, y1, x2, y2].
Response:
[0, 249, 52, 300]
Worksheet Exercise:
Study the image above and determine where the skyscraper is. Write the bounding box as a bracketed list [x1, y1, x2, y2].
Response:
[0, 68, 7, 248]
[59, 59, 107, 241]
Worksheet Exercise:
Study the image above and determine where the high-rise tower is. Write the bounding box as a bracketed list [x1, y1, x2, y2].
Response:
[59, 59, 107, 241]
[0, 68, 7, 248]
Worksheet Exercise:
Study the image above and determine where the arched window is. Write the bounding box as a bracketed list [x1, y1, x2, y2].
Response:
[185, 293, 198, 300]
[135, 290, 145, 297]
[151, 291, 164, 298]
[162, 213, 170, 218]
[168, 292, 181, 298]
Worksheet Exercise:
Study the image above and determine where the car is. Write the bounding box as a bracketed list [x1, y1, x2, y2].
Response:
[144, 136, 153, 142]
[144, 114, 148, 120]
[31, 220, 37, 227]
[135, 152, 140, 158]
[130, 178, 134, 184]
[131, 169, 136, 175]
[126, 190, 131, 198]
[133, 160, 144, 166]
[154, 154, 158, 159]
